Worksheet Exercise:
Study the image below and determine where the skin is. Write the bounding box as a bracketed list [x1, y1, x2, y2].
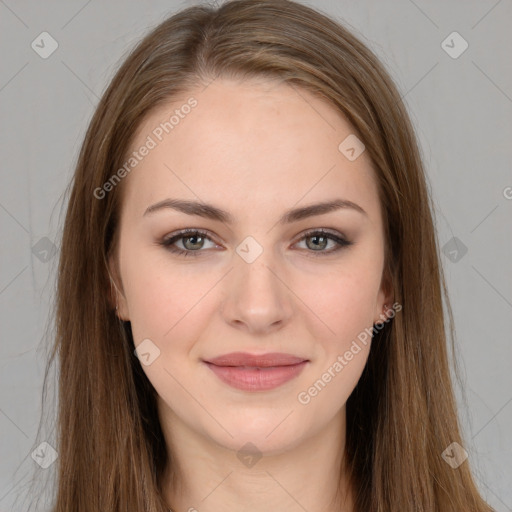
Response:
[110, 77, 393, 512]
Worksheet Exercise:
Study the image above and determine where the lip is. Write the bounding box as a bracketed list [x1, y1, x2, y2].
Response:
[203, 352, 309, 391]
[205, 352, 308, 367]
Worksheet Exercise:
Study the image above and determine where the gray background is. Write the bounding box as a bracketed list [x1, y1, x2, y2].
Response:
[0, 0, 511, 510]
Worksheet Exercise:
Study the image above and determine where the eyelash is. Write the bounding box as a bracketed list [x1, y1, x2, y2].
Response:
[158, 228, 353, 258]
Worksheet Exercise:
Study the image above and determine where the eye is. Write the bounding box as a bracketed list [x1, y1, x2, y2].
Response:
[159, 229, 218, 257]
[294, 229, 353, 255]
[158, 228, 353, 258]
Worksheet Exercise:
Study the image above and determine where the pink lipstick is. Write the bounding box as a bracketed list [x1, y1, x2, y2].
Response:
[203, 352, 309, 391]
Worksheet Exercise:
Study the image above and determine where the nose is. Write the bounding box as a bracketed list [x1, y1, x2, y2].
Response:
[220, 249, 294, 335]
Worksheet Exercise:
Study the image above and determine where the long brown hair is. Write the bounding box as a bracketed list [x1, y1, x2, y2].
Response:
[27, 0, 493, 510]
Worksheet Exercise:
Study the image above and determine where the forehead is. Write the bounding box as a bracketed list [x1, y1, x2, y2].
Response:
[121, 77, 380, 223]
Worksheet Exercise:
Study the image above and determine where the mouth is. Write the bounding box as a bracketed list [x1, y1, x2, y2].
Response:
[202, 352, 309, 391]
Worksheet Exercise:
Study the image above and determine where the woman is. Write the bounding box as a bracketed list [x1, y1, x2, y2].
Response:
[34, 0, 494, 510]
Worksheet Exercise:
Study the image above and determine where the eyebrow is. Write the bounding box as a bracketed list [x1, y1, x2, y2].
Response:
[143, 197, 367, 224]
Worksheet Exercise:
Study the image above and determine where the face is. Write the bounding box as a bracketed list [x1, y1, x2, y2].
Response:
[111, 77, 392, 456]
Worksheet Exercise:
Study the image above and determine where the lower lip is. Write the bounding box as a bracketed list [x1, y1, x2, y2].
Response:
[204, 361, 308, 391]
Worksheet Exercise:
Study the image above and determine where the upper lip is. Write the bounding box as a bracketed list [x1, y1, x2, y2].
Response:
[204, 352, 308, 367]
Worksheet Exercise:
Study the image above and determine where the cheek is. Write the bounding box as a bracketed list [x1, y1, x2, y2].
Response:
[294, 270, 377, 414]
[297, 260, 382, 345]
[125, 270, 205, 344]
[119, 239, 200, 342]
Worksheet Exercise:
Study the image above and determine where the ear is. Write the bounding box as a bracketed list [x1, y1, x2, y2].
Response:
[373, 267, 394, 324]
[108, 254, 130, 321]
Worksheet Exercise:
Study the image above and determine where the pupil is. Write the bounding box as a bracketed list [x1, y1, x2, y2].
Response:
[185, 235, 202, 249]
[309, 235, 326, 250]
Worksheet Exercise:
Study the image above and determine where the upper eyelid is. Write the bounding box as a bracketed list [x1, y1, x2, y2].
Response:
[163, 229, 219, 245]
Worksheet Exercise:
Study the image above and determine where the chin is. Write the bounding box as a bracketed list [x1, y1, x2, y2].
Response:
[211, 414, 308, 454]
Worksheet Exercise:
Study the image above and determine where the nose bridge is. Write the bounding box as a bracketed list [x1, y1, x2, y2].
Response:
[221, 238, 293, 332]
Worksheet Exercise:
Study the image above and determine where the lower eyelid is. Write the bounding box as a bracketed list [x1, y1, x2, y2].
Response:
[161, 231, 218, 251]
[160, 230, 352, 255]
